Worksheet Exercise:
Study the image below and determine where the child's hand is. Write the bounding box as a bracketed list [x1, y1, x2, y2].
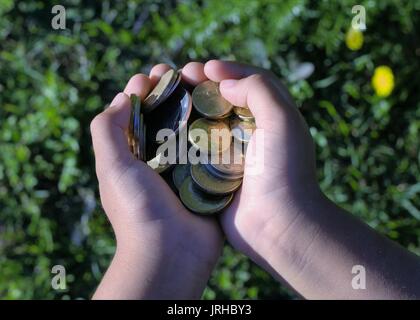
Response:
[91, 60, 420, 299]
[203, 60, 320, 268]
[91, 63, 223, 299]
[205, 60, 420, 299]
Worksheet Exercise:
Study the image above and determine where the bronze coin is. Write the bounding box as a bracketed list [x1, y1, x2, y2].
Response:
[144, 69, 178, 113]
[179, 176, 233, 215]
[172, 164, 191, 190]
[190, 164, 242, 196]
[209, 141, 245, 178]
[230, 117, 256, 143]
[233, 106, 254, 121]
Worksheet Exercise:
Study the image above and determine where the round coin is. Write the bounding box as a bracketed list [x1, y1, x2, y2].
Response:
[192, 80, 233, 119]
[179, 176, 233, 215]
[190, 164, 242, 195]
[230, 117, 256, 143]
[164, 70, 182, 98]
[154, 89, 192, 144]
[209, 141, 245, 178]
[188, 118, 231, 155]
[233, 106, 254, 121]
[204, 163, 243, 181]
[144, 69, 177, 112]
[155, 70, 181, 109]
[172, 164, 191, 190]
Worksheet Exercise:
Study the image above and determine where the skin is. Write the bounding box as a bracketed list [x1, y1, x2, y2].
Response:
[91, 60, 420, 300]
[91, 63, 223, 299]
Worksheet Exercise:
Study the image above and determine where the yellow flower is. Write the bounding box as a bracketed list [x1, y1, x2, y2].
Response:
[345, 28, 363, 51]
[372, 66, 395, 97]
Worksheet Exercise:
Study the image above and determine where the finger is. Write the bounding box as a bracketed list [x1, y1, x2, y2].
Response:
[124, 74, 151, 99]
[90, 92, 133, 177]
[149, 63, 172, 87]
[181, 62, 207, 86]
[204, 59, 295, 107]
[204, 60, 269, 81]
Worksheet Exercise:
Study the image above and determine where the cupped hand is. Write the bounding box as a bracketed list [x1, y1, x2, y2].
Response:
[203, 60, 321, 270]
[92, 59, 321, 299]
[91, 62, 223, 299]
[203, 61, 420, 301]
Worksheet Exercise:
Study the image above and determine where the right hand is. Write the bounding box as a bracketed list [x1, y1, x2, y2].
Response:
[91, 62, 224, 299]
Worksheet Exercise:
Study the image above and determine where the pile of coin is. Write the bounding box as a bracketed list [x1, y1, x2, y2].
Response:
[128, 69, 256, 215]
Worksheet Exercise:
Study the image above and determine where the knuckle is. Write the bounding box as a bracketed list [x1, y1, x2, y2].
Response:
[248, 73, 264, 82]
[128, 73, 147, 84]
[247, 73, 273, 87]
[154, 63, 170, 69]
[150, 63, 171, 74]
[90, 112, 110, 135]
[184, 61, 203, 69]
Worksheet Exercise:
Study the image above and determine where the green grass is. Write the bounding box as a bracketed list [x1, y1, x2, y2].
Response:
[0, 0, 419, 299]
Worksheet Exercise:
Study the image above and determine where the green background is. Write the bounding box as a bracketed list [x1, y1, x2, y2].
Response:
[1, 0, 419, 299]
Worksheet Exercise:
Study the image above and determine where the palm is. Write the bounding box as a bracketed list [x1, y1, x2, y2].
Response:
[222, 133, 293, 248]
[107, 159, 223, 260]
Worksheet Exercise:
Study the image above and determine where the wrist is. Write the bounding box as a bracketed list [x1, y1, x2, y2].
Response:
[251, 184, 329, 270]
[110, 225, 220, 299]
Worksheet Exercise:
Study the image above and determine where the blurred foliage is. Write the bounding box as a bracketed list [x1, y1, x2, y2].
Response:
[0, 0, 419, 299]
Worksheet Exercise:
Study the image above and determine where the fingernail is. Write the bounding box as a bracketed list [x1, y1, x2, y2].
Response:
[221, 79, 238, 89]
[110, 92, 126, 107]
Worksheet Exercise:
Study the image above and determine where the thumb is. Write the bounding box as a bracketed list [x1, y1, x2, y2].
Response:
[219, 74, 296, 130]
[90, 92, 133, 178]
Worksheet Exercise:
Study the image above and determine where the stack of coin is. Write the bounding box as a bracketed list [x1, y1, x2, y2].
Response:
[128, 70, 256, 215]
[129, 94, 146, 161]
[128, 69, 191, 171]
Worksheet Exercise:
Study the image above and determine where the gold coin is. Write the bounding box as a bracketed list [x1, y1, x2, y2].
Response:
[179, 176, 233, 215]
[190, 164, 242, 195]
[230, 117, 256, 143]
[233, 106, 254, 121]
[157, 70, 181, 109]
[192, 80, 233, 119]
[204, 163, 242, 181]
[165, 69, 182, 98]
[172, 164, 191, 190]
[188, 118, 231, 155]
[143, 69, 177, 113]
[209, 142, 245, 178]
